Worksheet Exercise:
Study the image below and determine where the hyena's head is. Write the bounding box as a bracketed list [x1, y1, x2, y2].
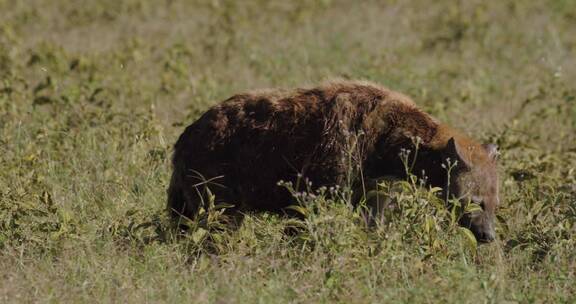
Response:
[444, 138, 500, 243]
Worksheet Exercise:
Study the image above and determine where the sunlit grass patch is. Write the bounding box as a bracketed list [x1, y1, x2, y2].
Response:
[0, 0, 575, 302]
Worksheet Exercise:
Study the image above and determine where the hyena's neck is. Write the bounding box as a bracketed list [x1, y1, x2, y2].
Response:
[364, 101, 441, 149]
[361, 102, 450, 186]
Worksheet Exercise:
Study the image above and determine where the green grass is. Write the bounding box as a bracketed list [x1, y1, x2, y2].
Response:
[1, 0, 575, 302]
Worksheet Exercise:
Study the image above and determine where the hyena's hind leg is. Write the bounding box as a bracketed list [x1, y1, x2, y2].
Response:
[167, 168, 200, 224]
[167, 152, 222, 224]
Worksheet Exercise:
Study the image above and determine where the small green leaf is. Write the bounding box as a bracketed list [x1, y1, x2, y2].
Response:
[424, 216, 436, 235]
[285, 205, 308, 217]
[429, 187, 443, 194]
[192, 227, 207, 244]
[214, 203, 235, 210]
[464, 203, 482, 213]
[365, 190, 387, 201]
[458, 227, 477, 252]
[205, 187, 216, 209]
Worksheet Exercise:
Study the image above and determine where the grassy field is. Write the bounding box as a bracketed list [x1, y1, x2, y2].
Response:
[1, 0, 575, 302]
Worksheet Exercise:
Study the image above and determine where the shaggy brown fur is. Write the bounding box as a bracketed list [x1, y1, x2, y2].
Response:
[168, 80, 500, 242]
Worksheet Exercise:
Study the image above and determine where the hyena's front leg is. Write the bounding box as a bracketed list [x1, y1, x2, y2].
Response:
[354, 176, 402, 227]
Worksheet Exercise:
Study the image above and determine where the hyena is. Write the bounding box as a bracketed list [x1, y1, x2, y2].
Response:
[168, 80, 500, 242]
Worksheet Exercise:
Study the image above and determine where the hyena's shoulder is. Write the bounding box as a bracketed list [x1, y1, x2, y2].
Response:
[318, 79, 416, 107]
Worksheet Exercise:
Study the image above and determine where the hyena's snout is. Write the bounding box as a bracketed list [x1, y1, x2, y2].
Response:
[460, 212, 496, 243]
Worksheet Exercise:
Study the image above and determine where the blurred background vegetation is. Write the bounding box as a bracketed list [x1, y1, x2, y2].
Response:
[0, 0, 575, 302]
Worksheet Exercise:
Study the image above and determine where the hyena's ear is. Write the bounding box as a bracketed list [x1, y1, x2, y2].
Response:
[444, 137, 470, 168]
[483, 143, 499, 161]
